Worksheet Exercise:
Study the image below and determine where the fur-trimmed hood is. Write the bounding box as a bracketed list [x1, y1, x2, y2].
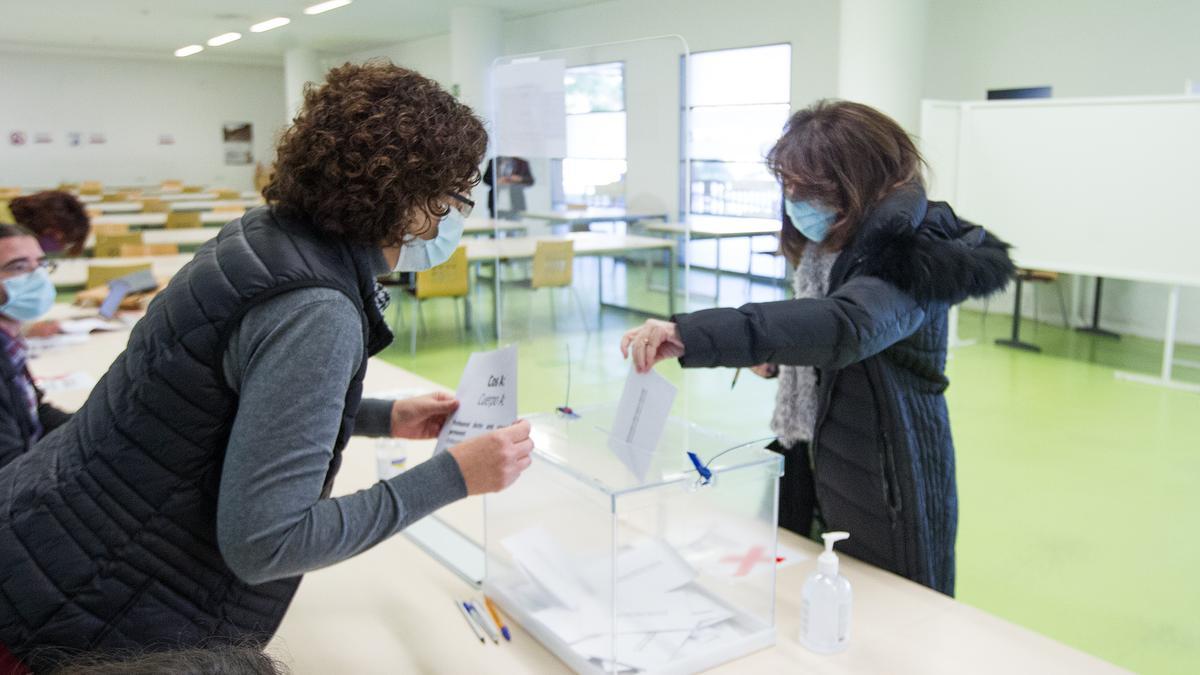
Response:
[834, 184, 1015, 305]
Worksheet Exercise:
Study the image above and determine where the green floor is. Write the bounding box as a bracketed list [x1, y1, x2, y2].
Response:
[378, 260, 1200, 674]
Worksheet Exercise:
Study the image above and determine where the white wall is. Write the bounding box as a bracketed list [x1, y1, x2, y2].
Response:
[0, 51, 286, 191]
[339, 34, 453, 87]
[838, 0, 929, 132]
[924, 0, 1200, 343]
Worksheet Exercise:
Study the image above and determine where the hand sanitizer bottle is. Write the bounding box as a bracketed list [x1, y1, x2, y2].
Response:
[800, 531, 852, 654]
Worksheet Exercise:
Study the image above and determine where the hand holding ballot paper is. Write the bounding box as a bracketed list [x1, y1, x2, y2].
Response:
[437, 345, 533, 495]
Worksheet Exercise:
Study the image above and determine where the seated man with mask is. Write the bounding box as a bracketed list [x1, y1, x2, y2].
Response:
[0, 224, 70, 470]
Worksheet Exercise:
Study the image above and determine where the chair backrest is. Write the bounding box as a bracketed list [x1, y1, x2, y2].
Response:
[0, 187, 20, 199]
[182, 185, 205, 194]
[211, 205, 246, 216]
[57, 182, 79, 192]
[415, 246, 469, 299]
[101, 191, 133, 203]
[0, 200, 13, 225]
[86, 263, 153, 289]
[141, 198, 170, 213]
[160, 180, 183, 191]
[94, 232, 144, 258]
[92, 222, 131, 237]
[531, 240, 574, 289]
[214, 189, 241, 200]
[79, 181, 103, 195]
[120, 243, 179, 257]
[165, 211, 202, 229]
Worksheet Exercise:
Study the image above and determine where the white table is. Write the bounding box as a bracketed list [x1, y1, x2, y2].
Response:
[462, 232, 678, 337]
[642, 217, 784, 303]
[91, 211, 236, 227]
[25, 312, 1126, 675]
[517, 207, 669, 231]
[86, 199, 263, 214]
[50, 254, 194, 288]
[83, 228, 219, 251]
[78, 190, 259, 203]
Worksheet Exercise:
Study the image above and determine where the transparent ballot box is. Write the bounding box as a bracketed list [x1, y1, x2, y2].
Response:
[485, 405, 784, 674]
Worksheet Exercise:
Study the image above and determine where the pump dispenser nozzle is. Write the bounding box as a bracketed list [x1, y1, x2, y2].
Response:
[817, 531, 849, 577]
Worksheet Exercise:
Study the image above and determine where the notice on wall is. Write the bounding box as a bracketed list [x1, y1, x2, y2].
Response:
[67, 132, 82, 147]
[89, 133, 106, 145]
[222, 122, 253, 165]
[493, 58, 567, 158]
[34, 132, 52, 145]
[433, 345, 518, 455]
[158, 133, 175, 146]
[8, 131, 26, 146]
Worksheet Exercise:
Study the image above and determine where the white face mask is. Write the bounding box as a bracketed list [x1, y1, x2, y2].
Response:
[393, 208, 466, 272]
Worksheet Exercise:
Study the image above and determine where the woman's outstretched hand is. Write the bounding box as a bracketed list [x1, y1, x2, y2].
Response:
[620, 319, 685, 374]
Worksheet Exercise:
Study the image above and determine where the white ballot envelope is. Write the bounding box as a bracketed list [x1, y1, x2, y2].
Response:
[607, 368, 677, 480]
[434, 345, 518, 455]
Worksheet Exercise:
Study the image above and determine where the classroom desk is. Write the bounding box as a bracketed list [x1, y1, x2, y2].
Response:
[26, 321, 1126, 675]
[78, 191, 260, 203]
[50, 254, 194, 288]
[86, 198, 264, 213]
[641, 218, 783, 303]
[517, 207, 670, 231]
[83, 227, 219, 252]
[91, 211, 236, 227]
[464, 232, 677, 336]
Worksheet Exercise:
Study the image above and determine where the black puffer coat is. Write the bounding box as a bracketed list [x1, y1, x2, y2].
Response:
[673, 185, 1013, 595]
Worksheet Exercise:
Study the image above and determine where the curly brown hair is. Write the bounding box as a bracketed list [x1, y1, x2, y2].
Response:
[264, 61, 488, 248]
[9, 190, 90, 256]
[766, 100, 925, 263]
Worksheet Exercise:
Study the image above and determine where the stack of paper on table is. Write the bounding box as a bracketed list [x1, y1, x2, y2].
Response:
[501, 528, 748, 672]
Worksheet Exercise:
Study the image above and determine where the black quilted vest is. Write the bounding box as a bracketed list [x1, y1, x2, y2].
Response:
[0, 206, 393, 666]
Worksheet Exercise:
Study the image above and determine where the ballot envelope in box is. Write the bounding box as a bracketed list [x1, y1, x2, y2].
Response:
[485, 404, 784, 674]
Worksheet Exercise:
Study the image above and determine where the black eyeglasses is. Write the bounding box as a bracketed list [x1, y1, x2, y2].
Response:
[448, 193, 475, 218]
[2, 259, 57, 276]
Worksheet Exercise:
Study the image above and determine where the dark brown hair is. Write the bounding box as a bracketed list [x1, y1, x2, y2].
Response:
[264, 60, 488, 247]
[46, 645, 288, 675]
[9, 190, 89, 256]
[766, 100, 925, 264]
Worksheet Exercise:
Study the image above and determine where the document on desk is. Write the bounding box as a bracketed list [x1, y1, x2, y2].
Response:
[608, 368, 676, 480]
[434, 345, 517, 455]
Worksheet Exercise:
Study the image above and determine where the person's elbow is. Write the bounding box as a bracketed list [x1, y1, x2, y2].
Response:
[217, 523, 288, 586]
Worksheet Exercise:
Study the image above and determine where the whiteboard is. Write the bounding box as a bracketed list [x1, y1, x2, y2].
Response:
[919, 96, 1200, 287]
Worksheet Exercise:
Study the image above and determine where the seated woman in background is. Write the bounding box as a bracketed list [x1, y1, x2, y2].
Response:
[621, 101, 1014, 596]
[9, 190, 90, 257]
[8, 190, 90, 338]
[0, 224, 70, 471]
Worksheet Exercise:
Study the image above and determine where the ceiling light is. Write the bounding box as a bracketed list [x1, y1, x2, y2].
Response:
[250, 17, 291, 33]
[174, 45, 204, 57]
[207, 32, 242, 47]
[304, 0, 352, 16]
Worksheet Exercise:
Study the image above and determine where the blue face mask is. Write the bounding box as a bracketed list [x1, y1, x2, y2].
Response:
[784, 198, 837, 243]
[1, 268, 56, 321]
[394, 208, 466, 272]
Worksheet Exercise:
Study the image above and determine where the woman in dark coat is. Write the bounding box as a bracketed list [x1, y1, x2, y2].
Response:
[621, 101, 1014, 596]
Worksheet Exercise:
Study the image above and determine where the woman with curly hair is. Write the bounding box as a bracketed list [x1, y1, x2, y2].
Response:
[0, 61, 534, 671]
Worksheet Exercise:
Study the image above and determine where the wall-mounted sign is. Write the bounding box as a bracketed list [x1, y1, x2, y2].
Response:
[34, 132, 52, 144]
[67, 132, 82, 147]
[89, 133, 107, 145]
[223, 122, 253, 165]
[158, 134, 176, 146]
[9, 131, 27, 146]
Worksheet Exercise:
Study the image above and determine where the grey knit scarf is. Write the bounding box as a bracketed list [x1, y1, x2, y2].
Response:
[770, 244, 841, 446]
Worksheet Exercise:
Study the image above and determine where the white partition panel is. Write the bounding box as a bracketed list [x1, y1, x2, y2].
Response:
[922, 96, 1200, 288]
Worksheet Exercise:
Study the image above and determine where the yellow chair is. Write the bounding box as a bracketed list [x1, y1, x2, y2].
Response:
[101, 191, 133, 203]
[57, 182, 79, 192]
[120, 243, 179, 257]
[0, 200, 13, 225]
[141, 198, 170, 213]
[86, 263, 152, 290]
[182, 185, 205, 194]
[0, 187, 20, 199]
[408, 246, 470, 353]
[80, 181, 103, 196]
[92, 222, 131, 237]
[212, 205, 246, 217]
[160, 180, 183, 192]
[165, 211, 202, 229]
[215, 189, 241, 200]
[527, 240, 589, 333]
[94, 233, 143, 258]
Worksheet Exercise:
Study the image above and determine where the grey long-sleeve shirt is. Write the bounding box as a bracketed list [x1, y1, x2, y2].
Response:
[215, 279, 466, 585]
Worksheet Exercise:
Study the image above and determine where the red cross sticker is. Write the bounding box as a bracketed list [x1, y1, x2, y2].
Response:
[720, 545, 783, 577]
